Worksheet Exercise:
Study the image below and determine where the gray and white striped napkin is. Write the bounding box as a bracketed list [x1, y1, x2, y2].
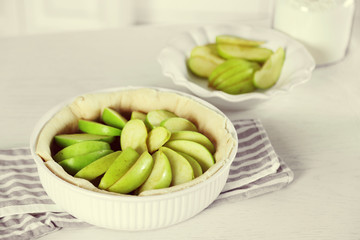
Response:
[219, 119, 294, 200]
[0, 119, 293, 239]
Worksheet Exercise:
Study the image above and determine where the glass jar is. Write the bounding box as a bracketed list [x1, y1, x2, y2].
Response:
[273, 0, 355, 66]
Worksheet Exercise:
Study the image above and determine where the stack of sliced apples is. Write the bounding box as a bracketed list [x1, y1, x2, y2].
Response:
[187, 35, 285, 94]
[52, 108, 215, 195]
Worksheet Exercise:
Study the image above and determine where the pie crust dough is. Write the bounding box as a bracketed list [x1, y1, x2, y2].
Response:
[36, 88, 237, 196]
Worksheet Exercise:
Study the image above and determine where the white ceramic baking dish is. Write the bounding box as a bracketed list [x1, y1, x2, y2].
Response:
[30, 87, 238, 231]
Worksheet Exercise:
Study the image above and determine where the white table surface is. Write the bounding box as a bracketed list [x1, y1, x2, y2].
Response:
[1, 19, 360, 239]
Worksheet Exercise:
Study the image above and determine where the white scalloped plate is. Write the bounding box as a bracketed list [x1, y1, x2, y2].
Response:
[158, 24, 315, 110]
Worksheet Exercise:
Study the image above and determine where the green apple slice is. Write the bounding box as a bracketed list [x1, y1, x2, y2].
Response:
[130, 111, 147, 121]
[160, 117, 198, 132]
[215, 68, 254, 90]
[78, 120, 122, 136]
[145, 110, 177, 130]
[187, 56, 222, 78]
[216, 35, 265, 47]
[102, 107, 127, 129]
[164, 140, 215, 172]
[120, 119, 148, 154]
[189, 44, 225, 77]
[160, 147, 194, 186]
[58, 149, 113, 175]
[98, 147, 139, 190]
[169, 131, 215, 154]
[209, 58, 251, 85]
[74, 151, 121, 181]
[147, 126, 171, 153]
[211, 62, 252, 88]
[249, 61, 261, 71]
[54, 133, 115, 148]
[222, 79, 256, 95]
[217, 43, 273, 62]
[217, 61, 259, 94]
[107, 151, 154, 194]
[191, 44, 217, 57]
[253, 47, 285, 89]
[136, 150, 172, 194]
[53, 140, 111, 162]
[177, 152, 203, 178]
[190, 44, 225, 65]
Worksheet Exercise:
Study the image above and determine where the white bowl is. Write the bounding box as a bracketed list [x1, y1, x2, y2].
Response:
[158, 24, 316, 110]
[30, 87, 238, 231]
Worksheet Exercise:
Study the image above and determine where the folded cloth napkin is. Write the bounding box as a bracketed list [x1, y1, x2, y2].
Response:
[0, 119, 293, 240]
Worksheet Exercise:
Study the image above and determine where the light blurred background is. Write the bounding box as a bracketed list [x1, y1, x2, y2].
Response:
[0, 0, 275, 37]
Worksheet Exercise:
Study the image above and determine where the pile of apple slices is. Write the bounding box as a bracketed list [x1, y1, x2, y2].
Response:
[187, 35, 285, 94]
[52, 108, 216, 195]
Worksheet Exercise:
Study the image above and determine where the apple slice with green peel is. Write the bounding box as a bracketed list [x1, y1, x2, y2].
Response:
[189, 44, 225, 78]
[249, 61, 261, 71]
[160, 117, 198, 132]
[98, 147, 139, 190]
[130, 111, 147, 121]
[58, 149, 113, 175]
[253, 47, 285, 89]
[187, 56, 222, 78]
[53, 141, 111, 162]
[217, 43, 273, 62]
[217, 62, 259, 94]
[190, 44, 225, 65]
[221, 79, 256, 95]
[160, 147, 194, 186]
[211, 62, 252, 88]
[190, 44, 217, 57]
[145, 110, 177, 130]
[215, 68, 254, 90]
[102, 107, 127, 129]
[209, 58, 251, 85]
[120, 119, 148, 154]
[169, 131, 215, 154]
[107, 151, 154, 194]
[178, 152, 203, 178]
[54, 133, 115, 148]
[136, 150, 172, 194]
[164, 140, 215, 172]
[216, 35, 265, 47]
[74, 151, 121, 181]
[78, 120, 122, 136]
[147, 126, 171, 153]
